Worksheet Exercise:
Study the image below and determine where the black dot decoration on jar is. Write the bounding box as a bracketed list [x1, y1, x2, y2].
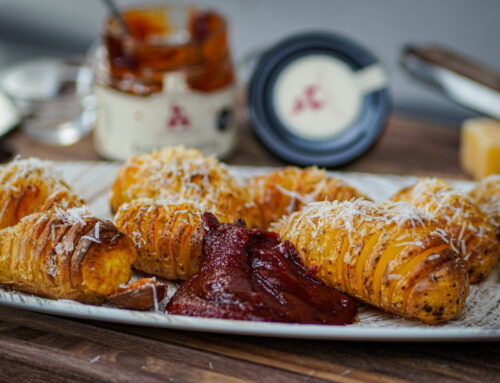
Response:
[217, 108, 233, 132]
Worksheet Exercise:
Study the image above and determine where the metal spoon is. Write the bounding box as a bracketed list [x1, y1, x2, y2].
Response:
[101, 0, 130, 35]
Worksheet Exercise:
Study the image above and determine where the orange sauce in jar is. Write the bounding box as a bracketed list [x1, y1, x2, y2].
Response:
[93, 5, 237, 160]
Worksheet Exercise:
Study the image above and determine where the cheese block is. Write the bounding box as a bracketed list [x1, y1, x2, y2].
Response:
[460, 118, 500, 180]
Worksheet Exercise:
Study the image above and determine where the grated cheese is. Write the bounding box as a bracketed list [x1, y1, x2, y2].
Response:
[280, 199, 435, 246]
[427, 253, 441, 261]
[54, 243, 64, 255]
[343, 252, 352, 263]
[46, 253, 59, 277]
[94, 222, 100, 241]
[387, 274, 402, 280]
[81, 235, 101, 244]
[53, 206, 90, 226]
[120, 146, 242, 215]
[397, 178, 497, 259]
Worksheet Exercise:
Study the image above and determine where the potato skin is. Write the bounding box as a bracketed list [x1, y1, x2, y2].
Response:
[0, 209, 136, 303]
[107, 278, 167, 310]
[248, 166, 366, 228]
[392, 178, 500, 283]
[274, 200, 469, 324]
[469, 174, 500, 239]
[114, 199, 229, 280]
[0, 158, 85, 229]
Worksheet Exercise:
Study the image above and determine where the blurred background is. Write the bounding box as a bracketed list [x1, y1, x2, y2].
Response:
[0, 0, 499, 178]
[1, 0, 499, 121]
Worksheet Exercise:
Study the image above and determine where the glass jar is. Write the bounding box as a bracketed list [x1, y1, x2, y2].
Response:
[92, 5, 237, 160]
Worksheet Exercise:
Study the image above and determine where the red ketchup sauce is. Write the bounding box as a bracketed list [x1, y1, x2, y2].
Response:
[166, 213, 357, 325]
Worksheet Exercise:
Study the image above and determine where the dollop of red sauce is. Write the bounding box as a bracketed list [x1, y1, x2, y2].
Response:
[166, 213, 357, 325]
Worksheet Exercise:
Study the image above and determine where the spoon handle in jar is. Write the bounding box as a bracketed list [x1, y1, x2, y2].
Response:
[101, 0, 130, 35]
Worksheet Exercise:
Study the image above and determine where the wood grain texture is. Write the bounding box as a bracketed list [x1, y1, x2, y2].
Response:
[0, 307, 498, 383]
[3, 114, 467, 179]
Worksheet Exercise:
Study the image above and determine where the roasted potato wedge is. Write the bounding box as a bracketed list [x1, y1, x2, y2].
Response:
[274, 199, 469, 324]
[392, 178, 500, 283]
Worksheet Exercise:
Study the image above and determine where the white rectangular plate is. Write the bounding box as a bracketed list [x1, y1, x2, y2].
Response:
[0, 161, 498, 342]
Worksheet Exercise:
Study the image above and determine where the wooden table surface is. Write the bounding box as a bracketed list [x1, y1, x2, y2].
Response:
[1, 115, 498, 383]
[4, 114, 467, 179]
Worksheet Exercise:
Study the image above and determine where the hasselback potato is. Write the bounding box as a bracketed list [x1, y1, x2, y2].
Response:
[392, 178, 500, 283]
[274, 199, 469, 324]
[0, 158, 85, 229]
[469, 174, 500, 239]
[248, 166, 366, 228]
[115, 198, 229, 280]
[0, 207, 136, 303]
[109, 146, 257, 226]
